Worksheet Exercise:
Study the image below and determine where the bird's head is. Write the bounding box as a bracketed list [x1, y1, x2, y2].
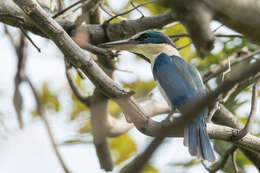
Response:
[99, 30, 179, 63]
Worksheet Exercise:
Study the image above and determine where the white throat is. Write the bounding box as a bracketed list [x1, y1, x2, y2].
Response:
[132, 43, 180, 62]
[130, 43, 180, 68]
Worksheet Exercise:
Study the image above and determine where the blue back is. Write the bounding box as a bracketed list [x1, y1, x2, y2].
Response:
[153, 53, 207, 111]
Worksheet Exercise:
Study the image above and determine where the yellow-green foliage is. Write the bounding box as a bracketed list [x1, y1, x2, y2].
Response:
[78, 120, 92, 134]
[141, 164, 159, 173]
[31, 82, 60, 117]
[70, 93, 88, 120]
[40, 82, 60, 112]
[109, 134, 137, 165]
[120, 163, 158, 173]
[123, 80, 156, 99]
[163, 24, 194, 60]
[109, 101, 121, 118]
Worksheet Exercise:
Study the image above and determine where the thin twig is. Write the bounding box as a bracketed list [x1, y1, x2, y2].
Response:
[122, 136, 164, 173]
[130, 2, 144, 18]
[4, 25, 16, 47]
[222, 56, 231, 81]
[212, 24, 224, 33]
[26, 78, 70, 173]
[65, 61, 91, 106]
[57, 0, 65, 12]
[5, 28, 27, 129]
[19, 25, 41, 52]
[99, 4, 127, 21]
[232, 149, 239, 173]
[202, 145, 237, 173]
[207, 83, 238, 122]
[76, 67, 86, 79]
[159, 21, 180, 30]
[207, 101, 220, 122]
[52, 0, 88, 19]
[215, 34, 244, 38]
[72, 0, 99, 14]
[175, 24, 225, 51]
[232, 79, 260, 140]
[169, 33, 244, 39]
[177, 42, 192, 50]
[105, 0, 157, 23]
[221, 84, 239, 103]
[203, 49, 260, 82]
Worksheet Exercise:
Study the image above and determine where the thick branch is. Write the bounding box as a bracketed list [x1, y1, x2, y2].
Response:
[0, 0, 177, 45]
[65, 62, 91, 106]
[214, 105, 260, 170]
[88, 6, 114, 171]
[107, 101, 170, 137]
[90, 89, 113, 171]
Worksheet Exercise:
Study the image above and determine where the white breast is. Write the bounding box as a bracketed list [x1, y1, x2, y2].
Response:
[156, 80, 173, 110]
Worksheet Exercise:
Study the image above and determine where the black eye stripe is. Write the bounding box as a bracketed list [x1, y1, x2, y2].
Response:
[135, 33, 150, 41]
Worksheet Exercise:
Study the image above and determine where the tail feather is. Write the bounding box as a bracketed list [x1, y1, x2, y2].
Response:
[184, 115, 215, 162]
[188, 124, 198, 156]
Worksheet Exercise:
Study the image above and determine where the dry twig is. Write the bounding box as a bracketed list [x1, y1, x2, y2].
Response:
[202, 145, 237, 173]
[52, 0, 88, 19]
[232, 79, 260, 140]
[104, 0, 157, 23]
[27, 78, 70, 173]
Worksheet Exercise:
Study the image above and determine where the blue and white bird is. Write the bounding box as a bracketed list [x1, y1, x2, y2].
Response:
[99, 30, 215, 162]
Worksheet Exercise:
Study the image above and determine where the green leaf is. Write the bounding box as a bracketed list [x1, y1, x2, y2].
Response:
[141, 164, 159, 173]
[38, 82, 60, 113]
[78, 120, 92, 133]
[163, 24, 193, 60]
[70, 93, 88, 120]
[123, 80, 156, 99]
[109, 101, 122, 118]
[109, 134, 137, 165]
[236, 150, 251, 167]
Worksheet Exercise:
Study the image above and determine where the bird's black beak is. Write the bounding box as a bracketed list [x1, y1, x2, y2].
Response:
[98, 39, 138, 51]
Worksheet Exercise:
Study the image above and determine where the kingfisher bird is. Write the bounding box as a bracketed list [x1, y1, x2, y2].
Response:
[99, 30, 215, 162]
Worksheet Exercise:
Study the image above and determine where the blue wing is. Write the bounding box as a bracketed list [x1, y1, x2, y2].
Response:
[152, 53, 206, 110]
[152, 53, 215, 162]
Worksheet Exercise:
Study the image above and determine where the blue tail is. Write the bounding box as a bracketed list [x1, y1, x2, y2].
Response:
[184, 115, 215, 162]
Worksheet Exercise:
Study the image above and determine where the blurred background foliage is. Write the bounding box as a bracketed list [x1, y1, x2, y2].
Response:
[2, 0, 260, 172]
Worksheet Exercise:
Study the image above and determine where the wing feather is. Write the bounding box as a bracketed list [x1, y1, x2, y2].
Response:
[152, 53, 206, 110]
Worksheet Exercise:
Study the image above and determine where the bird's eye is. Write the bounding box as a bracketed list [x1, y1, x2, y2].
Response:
[136, 33, 150, 41]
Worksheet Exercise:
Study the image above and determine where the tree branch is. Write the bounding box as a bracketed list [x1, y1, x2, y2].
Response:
[26, 78, 70, 173]
[65, 62, 91, 106]
[88, 6, 114, 171]
[202, 145, 237, 173]
[203, 49, 260, 82]
[0, 0, 177, 45]
[232, 79, 260, 140]
[52, 0, 88, 19]
[6, 29, 27, 129]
